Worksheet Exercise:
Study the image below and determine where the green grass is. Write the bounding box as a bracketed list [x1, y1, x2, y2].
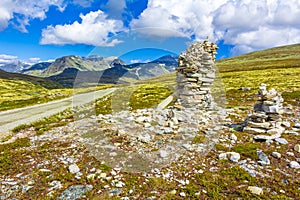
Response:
[0, 137, 31, 174]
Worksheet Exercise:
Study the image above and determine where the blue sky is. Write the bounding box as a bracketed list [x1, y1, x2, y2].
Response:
[0, 0, 300, 65]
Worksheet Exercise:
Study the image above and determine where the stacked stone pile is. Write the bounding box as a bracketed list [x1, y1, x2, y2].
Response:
[176, 39, 218, 109]
[244, 84, 286, 140]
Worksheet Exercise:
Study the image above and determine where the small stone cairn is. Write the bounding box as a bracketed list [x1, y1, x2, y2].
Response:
[244, 83, 285, 140]
[176, 38, 218, 109]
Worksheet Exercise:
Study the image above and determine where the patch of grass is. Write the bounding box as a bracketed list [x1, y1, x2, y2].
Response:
[0, 137, 31, 174]
[232, 143, 261, 160]
[192, 135, 207, 144]
[194, 166, 260, 199]
[129, 84, 173, 110]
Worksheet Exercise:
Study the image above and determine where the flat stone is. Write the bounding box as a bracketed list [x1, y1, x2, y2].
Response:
[281, 121, 291, 128]
[253, 133, 281, 141]
[247, 121, 271, 129]
[290, 161, 300, 169]
[293, 123, 300, 128]
[294, 144, 300, 153]
[267, 128, 284, 135]
[248, 186, 263, 195]
[274, 138, 288, 145]
[271, 152, 281, 159]
[243, 127, 266, 134]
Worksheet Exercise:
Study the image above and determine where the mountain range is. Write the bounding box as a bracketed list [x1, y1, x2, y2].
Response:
[0, 54, 178, 87]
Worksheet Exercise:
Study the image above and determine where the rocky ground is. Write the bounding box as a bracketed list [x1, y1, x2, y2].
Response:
[0, 98, 299, 199]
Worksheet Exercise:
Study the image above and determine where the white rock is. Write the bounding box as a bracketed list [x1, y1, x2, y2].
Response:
[218, 152, 240, 162]
[275, 138, 288, 145]
[243, 127, 266, 134]
[294, 144, 300, 153]
[247, 186, 263, 195]
[294, 123, 300, 128]
[290, 161, 300, 169]
[230, 133, 237, 141]
[68, 164, 80, 174]
[99, 173, 107, 178]
[87, 174, 96, 180]
[287, 152, 295, 157]
[267, 128, 284, 135]
[271, 152, 281, 159]
[159, 150, 169, 158]
[281, 121, 290, 128]
[179, 192, 186, 197]
[218, 153, 228, 160]
[115, 182, 124, 188]
[228, 152, 240, 162]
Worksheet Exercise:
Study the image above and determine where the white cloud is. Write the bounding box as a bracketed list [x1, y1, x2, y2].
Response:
[23, 57, 42, 65]
[0, 0, 66, 32]
[130, 0, 228, 40]
[40, 10, 125, 46]
[106, 0, 126, 20]
[130, 59, 151, 64]
[72, 0, 93, 8]
[0, 54, 18, 65]
[131, 0, 300, 56]
[213, 0, 300, 55]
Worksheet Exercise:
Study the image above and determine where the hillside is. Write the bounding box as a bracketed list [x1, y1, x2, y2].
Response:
[144, 43, 300, 107]
[0, 69, 72, 111]
[217, 43, 300, 72]
[0, 69, 62, 89]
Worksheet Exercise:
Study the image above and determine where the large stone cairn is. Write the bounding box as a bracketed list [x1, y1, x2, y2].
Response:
[244, 83, 285, 139]
[176, 39, 218, 109]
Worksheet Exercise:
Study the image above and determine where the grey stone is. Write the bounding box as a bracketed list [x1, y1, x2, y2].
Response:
[257, 149, 270, 166]
[290, 161, 300, 169]
[274, 138, 288, 145]
[228, 152, 240, 162]
[57, 185, 93, 200]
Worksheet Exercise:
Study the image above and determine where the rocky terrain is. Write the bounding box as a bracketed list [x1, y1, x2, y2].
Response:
[0, 41, 299, 199]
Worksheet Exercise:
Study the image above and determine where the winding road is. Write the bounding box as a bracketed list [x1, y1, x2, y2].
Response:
[0, 88, 116, 133]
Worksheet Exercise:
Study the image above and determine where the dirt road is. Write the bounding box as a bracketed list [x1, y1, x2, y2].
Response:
[0, 88, 116, 133]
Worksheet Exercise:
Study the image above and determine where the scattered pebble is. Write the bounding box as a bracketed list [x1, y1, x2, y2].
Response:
[247, 186, 263, 195]
[68, 164, 80, 174]
[271, 152, 281, 159]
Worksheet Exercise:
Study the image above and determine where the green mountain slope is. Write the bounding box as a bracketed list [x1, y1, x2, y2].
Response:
[217, 43, 300, 72]
[144, 43, 300, 106]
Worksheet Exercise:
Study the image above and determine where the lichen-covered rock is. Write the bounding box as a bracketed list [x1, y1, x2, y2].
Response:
[56, 185, 93, 200]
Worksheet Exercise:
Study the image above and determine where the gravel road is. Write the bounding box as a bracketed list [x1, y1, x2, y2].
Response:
[0, 88, 116, 133]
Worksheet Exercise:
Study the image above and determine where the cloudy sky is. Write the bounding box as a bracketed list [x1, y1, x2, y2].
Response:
[0, 0, 300, 64]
